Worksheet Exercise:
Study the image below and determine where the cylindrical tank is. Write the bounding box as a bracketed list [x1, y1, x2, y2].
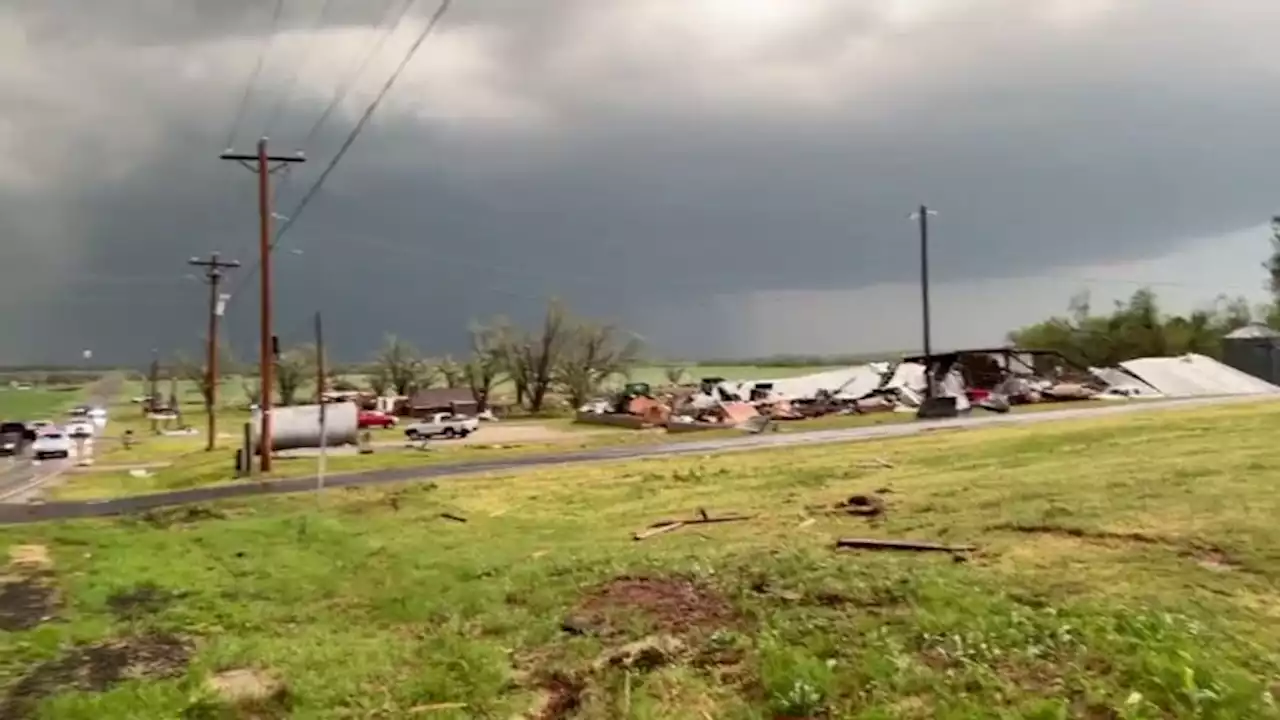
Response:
[252, 402, 358, 452]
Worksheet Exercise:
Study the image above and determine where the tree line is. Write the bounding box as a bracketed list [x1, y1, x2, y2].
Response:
[171, 299, 644, 415]
[1008, 228, 1280, 367]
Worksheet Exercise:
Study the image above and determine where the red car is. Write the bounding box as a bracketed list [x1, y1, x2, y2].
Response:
[357, 410, 398, 429]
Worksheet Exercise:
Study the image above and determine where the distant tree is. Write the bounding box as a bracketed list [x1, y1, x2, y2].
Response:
[374, 335, 429, 396]
[466, 318, 509, 412]
[503, 299, 572, 413]
[331, 377, 360, 392]
[1008, 289, 1253, 366]
[274, 345, 316, 407]
[556, 322, 644, 407]
[367, 368, 391, 397]
[436, 355, 466, 389]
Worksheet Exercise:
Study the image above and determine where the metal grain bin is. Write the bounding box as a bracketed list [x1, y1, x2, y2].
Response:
[252, 402, 359, 452]
[1222, 324, 1280, 385]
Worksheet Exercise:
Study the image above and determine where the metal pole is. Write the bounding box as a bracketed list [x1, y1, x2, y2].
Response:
[257, 138, 275, 473]
[919, 204, 933, 399]
[315, 311, 327, 495]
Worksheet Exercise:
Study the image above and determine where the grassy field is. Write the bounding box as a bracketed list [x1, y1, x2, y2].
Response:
[2, 401, 1279, 718]
[0, 387, 85, 421]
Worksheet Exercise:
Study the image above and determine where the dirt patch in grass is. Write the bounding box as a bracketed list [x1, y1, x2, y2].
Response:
[526, 671, 585, 720]
[107, 582, 185, 620]
[0, 573, 59, 632]
[133, 505, 229, 529]
[562, 575, 736, 640]
[990, 521, 1248, 569]
[2, 633, 191, 717]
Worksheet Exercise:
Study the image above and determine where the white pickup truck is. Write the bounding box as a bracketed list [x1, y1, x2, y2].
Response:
[403, 413, 479, 441]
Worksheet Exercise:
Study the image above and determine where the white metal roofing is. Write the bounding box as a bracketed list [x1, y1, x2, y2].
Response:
[1224, 323, 1280, 340]
[725, 365, 885, 400]
[1118, 353, 1280, 398]
[1088, 367, 1162, 397]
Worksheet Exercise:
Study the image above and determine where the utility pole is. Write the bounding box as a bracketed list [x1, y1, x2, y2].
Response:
[911, 205, 939, 400]
[315, 311, 328, 495]
[188, 252, 240, 451]
[220, 138, 305, 472]
[148, 349, 160, 435]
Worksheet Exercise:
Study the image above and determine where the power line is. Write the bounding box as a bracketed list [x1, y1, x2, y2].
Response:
[223, 0, 454, 309]
[263, 0, 339, 139]
[224, 0, 287, 150]
[298, 0, 413, 150]
[277, 0, 454, 245]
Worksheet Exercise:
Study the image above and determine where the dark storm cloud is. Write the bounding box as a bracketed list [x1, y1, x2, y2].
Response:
[6, 0, 1280, 363]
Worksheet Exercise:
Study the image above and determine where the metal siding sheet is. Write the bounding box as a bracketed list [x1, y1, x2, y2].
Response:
[1119, 354, 1280, 398]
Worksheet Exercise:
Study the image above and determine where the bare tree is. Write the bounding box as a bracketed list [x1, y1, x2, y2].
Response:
[374, 335, 428, 396]
[466, 318, 509, 412]
[504, 300, 572, 413]
[368, 367, 391, 396]
[556, 322, 644, 408]
[436, 355, 466, 388]
[241, 378, 261, 407]
[274, 344, 316, 407]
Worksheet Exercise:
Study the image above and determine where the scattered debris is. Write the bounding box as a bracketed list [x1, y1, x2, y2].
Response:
[632, 510, 755, 541]
[2, 634, 190, 717]
[832, 494, 886, 517]
[201, 666, 292, 717]
[591, 634, 687, 673]
[408, 702, 469, 713]
[858, 457, 895, 469]
[439, 512, 468, 523]
[796, 517, 817, 529]
[835, 537, 976, 554]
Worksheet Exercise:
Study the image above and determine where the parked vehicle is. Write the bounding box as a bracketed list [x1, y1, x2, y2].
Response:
[64, 419, 95, 438]
[31, 432, 71, 460]
[403, 413, 479, 440]
[357, 410, 398, 429]
[27, 420, 53, 434]
[0, 422, 27, 456]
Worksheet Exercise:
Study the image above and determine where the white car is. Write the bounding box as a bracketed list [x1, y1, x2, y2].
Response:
[404, 413, 479, 440]
[27, 420, 54, 433]
[64, 419, 95, 438]
[31, 432, 72, 460]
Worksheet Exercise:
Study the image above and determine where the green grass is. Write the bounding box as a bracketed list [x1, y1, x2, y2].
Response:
[0, 387, 85, 421]
[3, 401, 1280, 717]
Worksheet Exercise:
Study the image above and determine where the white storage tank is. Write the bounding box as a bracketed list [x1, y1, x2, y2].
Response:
[252, 402, 358, 452]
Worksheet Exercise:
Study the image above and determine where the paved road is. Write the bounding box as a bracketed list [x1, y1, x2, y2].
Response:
[0, 374, 122, 502]
[0, 392, 1273, 525]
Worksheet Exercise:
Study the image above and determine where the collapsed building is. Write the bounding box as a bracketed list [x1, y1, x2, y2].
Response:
[575, 347, 1280, 432]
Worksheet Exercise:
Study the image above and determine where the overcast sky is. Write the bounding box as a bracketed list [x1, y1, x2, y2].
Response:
[2, 0, 1278, 365]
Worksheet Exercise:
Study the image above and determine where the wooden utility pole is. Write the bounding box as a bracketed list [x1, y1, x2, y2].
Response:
[188, 252, 240, 451]
[220, 138, 305, 472]
[314, 311, 328, 494]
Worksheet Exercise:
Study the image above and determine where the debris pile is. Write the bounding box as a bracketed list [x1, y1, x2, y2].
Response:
[575, 348, 1280, 433]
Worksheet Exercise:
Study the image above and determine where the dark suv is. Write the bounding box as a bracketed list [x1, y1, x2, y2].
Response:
[0, 422, 29, 456]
